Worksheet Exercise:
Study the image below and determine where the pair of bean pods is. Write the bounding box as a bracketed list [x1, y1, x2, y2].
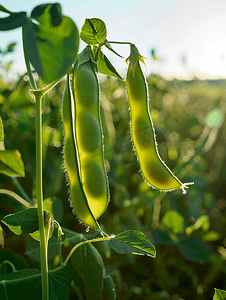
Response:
[62, 51, 192, 230]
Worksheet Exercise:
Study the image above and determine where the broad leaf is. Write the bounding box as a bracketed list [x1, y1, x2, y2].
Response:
[0, 267, 71, 300]
[177, 236, 212, 262]
[109, 230, 156, 257]
[31, 3, 62, 26]
[101, 275, 116, 300]
[0, 269, 42, 300]
[23, 3, 79, 83]
[49, 267, 72, 300]
[2, 208, 39, 235]
[80, 18, 107, 45]
[0, 249, 29, 276]
[0, 150, 25, 177]
[162, 210, 184, 235]
[95, 49, 123, 80]
[213, 288, 226, 300]
[30, 217, 54, 241]
[2, 208, 53, 241]
[71, 234, 104, 300]
[152, 228, 175, 246]
[29, 210, 53, 241]
[0, 11, 27, 31]
[25, 236, 58, 261]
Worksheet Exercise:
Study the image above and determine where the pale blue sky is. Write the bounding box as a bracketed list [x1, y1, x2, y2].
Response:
[1, 0, 226, 79]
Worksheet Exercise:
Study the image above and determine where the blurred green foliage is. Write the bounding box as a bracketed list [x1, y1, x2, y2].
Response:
[1, 57, 226, 299]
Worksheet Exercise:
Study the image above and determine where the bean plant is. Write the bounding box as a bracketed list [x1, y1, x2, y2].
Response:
[0, 3, 223, 300]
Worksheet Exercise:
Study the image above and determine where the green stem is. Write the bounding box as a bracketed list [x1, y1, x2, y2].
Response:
[94, 43, 102, 62]
[58, 230, 63, 265]
[49, 236, 111, 274]
[34, 91, 49, 300]
[64, 236, 110, 265]
[104, 41, 132, 46]
[53, 221, 64, 265]
[0, 260, 16, 272]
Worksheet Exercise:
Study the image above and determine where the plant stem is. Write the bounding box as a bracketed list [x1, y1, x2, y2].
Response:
[35, 91, 49, 300]
[49, 236, 111, 275]
[0, 260, 16, 272]
[64, 237, 110, 266]
[53, 221, 64, 265]
[104, 41, 132, 46]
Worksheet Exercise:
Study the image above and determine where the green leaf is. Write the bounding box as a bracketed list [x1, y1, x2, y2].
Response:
[30, 210, 54, 241]
[105, 267, 122, 298]
[0, 269, 42, 300]
[80, 18, 107, 45]
[71, 234, 104, 300]
[162, 210, 184, 235]
[31, 3, 62, 27]
[177, 236, 212, 262]
[151, 228, 175, 246]
[0, 267, 71, 300]
[0, 5, 12, 14]
[0, 150, 25, 177]
[49, 267, 72, 300]
[30, 220, 54, 241]
[105, 42, 124, 58]
[109, 230, 156, 257]
[25, 236, 58, 261]
[95, 49, 123, 80]
[0, 117, 4, 150]
[101, 275, 116, 300]
[23, 4, 79, 83]
[0, 248, 29, 275]
[213, 288, 226, 300]
[1, 208, 39, 235]
[0, 12, 27, 31]
[2, 208, 53, 241]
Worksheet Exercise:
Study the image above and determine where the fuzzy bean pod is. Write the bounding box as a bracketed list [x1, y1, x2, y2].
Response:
[126, 60, 192, 193]
[62, 74, 100, 229]
[72, 60, 109, 220]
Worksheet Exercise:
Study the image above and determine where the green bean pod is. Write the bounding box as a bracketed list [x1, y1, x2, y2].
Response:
[126, 58, 192, 193]
[72, 60, 109, 220]
[62, 74, 100, 230]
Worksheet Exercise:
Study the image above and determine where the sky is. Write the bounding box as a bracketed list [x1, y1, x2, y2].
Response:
[1, 0, 226, 79]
